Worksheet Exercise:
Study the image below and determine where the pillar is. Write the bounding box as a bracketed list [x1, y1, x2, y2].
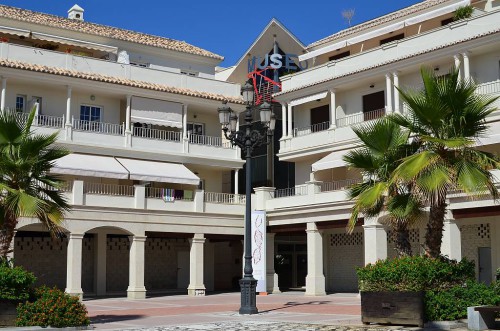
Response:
[66, 233, 84, 300]
[188, 233, 206, 296]
[95, 232, 107, 296]
[0, 77, 6, 111]
[305, 222, 326, 296]
[462, 52, 470, 81]
[385, 74, 393, 114]
[281, 102, 287, 138]
[393, 72, 400, 114]
[127, 235, 147, 299]
[454, 54, 462, 79]
[441, 211, 462, 260]
[266, 232, 280, 293]
[363, 217, 387, 265]
[182, 104, 188, 139]
[125, 95, 132, 146]
[329, 89, 337, 129]
[65, 86, 72, 126]
[287, 104, 292, 138]
[234, 169, 239, 194]
[72, 180, 84, 205]
[134, 184, 145, 209]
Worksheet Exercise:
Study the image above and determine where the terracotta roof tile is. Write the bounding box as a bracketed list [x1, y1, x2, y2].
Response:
[275, 28, 500, 97]
[308, 0, 452, 49]
[0, 59, 243, 104]
[0, 5, 224, 60]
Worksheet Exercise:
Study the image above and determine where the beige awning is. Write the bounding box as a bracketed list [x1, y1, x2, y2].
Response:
[131, 97, 183, 128]
[312, 150, 349, 172]
[116, 158, 199, 185]
[30, 32, 118, 53]
[52, 154, 129, 179]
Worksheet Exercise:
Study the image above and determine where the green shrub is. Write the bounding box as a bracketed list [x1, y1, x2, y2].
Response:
[357, 256, 474, 292]
[16, 287, 90, 328]
[495, 268, 500, 295]
[425, 281, 500, 321]
[454, 5, 474, 20]
[0, 258, 36, 301]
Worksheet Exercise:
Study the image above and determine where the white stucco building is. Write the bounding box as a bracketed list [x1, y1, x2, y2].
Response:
[3, 0, 500, 299]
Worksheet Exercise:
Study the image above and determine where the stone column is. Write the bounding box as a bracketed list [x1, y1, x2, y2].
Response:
[385, 74, 393, 114]
[95, 232, 107, 296]
[188, 233, 206, 296]
[234, 170, 239, 195]
[441, 211, 462, 260]
[0, 77, 6, 111]
[454, 55, 462, 79]
[329, 89, 337, 129]
[182, 104, 188, 139]
[254, 187, 275, 211]
[72, 180, 84, 205]
[393, 72, 400, 113]
[66, 233, 84, 300]
[266, 232, 280, 293]
[127, 235, 147, 299]
[65, 86, 72, 126]
[287, 104, 293, 138]
[363, 217, 387, 265]
[134, 184, 146, 209]
[305, 222, 326, 296]
[462, 52, 470, 81]
[281, 102, 287, 138]
[125, 95, 132, 146]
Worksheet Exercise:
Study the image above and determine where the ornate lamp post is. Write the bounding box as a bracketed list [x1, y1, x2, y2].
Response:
[218, 82, 275, 314]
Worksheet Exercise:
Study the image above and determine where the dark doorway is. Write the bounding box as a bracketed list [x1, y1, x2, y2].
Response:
[362, 91, 385, 121]
[310, 105, 330, 132]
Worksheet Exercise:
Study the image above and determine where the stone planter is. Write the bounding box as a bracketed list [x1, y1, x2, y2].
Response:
[0, 300, 18, 327]
[361, 291, 424, 327]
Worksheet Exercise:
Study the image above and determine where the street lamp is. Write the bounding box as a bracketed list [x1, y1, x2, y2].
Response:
[218, 82, 275, 315]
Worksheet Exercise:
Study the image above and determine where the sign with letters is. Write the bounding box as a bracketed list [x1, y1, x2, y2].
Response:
[248, 53, 309, 72]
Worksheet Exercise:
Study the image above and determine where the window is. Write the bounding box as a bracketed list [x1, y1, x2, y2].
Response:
[80, 105, 102, 122]
[380, 33, 404, 46]
[362, 91, 385, 121]
[180, 70, 197, 77]
[15, 94, 26, 112]
[187, 122, 204, 135]
[329, 51, 351, 62]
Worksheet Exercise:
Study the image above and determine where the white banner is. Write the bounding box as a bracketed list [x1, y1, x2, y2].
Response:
[251, 211, 267, 293]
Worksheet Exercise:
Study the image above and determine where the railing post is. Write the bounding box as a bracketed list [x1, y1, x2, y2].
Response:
[254, 187, 275, 211]
[306, 180, 323, 195]
[72, 180, 84, 205]
[134, 184, 146, 209]
[194, 189, 204, 212]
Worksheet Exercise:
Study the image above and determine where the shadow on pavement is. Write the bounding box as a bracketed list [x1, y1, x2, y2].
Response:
[91, 314, 145, 324]
[259, 301, 331, 313]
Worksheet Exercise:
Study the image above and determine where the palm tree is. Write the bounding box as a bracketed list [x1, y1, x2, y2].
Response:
[0, 107, 70, 258]
[344, 118, 423, 256]
[392, 68, 499, 258]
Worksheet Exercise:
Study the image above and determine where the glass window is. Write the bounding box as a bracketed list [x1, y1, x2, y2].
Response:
[80, 105, 102, 122]
[16, 94, 26, 112]
[187, 122, 204, 135]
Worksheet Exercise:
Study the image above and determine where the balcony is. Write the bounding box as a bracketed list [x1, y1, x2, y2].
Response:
[279, 11, 500, 93]
[0, 42, 241, 97]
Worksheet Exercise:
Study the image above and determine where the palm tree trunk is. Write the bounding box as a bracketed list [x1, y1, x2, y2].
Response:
[394, 222, 412, 257]
[425, 199, 447, 258]
[0, 212, 17, 258]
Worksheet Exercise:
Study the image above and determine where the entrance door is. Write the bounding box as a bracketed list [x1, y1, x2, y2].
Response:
[362, 91, 385, 121]
[177, 251, 190, 290]
[478, 247, 492, 284]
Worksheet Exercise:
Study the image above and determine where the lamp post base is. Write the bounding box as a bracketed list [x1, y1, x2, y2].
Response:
[239, 277, 258, 315]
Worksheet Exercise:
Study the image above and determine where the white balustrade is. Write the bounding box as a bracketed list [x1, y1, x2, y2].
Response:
[203, 192, 245, 204]
[293, 121, 330, 137]
[320, 178, 361, 193]
[336, 108, 386, 128]
[274, 184, 308, 198]
[145, 187, 194, 201]
[190, 134, 234, 149]
[476, 81, 500, 95]
[84, 182, 134, 196]
[132, 127, 181, 141]
[73, 119, 124, 135]
[14, 112, 64, 128]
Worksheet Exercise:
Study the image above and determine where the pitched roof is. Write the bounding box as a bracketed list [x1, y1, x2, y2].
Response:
[0, 5, 224, 60]
[0, 59, 243, 104]
[308, 0, 454, 49]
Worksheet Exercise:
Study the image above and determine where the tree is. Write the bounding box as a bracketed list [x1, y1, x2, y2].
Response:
[344, 118, 423, 256]
[392, 68, 499, 258]
[0, 107, 70, 258]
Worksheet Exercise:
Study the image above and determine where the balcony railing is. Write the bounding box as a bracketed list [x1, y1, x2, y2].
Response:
[274, 184, 308, 198]
[190, 134, 233, 149]
[476, 80, 500, 95]
[320, 178, 361, 193]
[145, 187, 194, 201]
[132, 127, 181, 142]
[336, 108, 386, 128]
[73, 119, 124, 135]
[204, 192, 245, 204]
[84, 182, 134, 196]
[293, 121, 330, 137]
[15, 112, 65, 129]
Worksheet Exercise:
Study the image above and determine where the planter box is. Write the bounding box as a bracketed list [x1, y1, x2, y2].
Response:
[0, 300, 18, 327]
[361, 291, 424, 327]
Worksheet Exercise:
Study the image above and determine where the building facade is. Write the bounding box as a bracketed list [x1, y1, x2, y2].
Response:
[3, 0, 500, 299]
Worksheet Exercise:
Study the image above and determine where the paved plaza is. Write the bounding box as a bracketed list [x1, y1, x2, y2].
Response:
[85, 292, 363, 330]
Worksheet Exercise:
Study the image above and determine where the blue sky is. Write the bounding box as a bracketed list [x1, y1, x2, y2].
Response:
[2, 0, 422, 66]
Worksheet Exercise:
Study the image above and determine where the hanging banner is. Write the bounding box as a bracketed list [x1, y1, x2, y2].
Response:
[251, 211, 267, 293]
